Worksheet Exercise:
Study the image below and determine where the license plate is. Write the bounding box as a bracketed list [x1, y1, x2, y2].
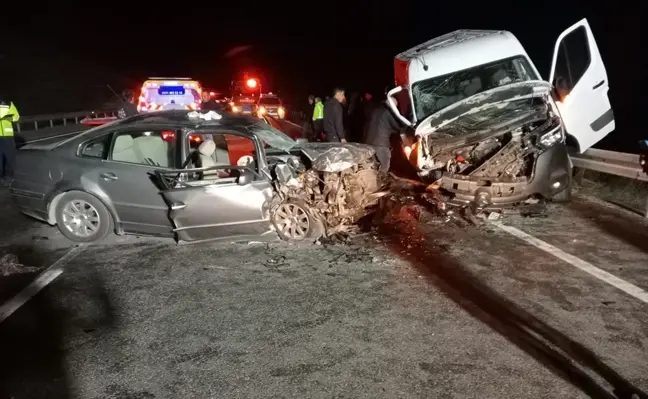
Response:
[243, 105, 252, 111]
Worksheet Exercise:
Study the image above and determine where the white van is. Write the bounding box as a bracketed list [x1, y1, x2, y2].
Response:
[387, 19, 613, 207]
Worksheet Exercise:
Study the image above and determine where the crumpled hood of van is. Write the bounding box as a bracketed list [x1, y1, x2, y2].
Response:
[414, 80, 553, 137]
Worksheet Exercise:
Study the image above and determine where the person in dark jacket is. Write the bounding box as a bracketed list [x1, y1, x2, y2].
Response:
[200, 91, 224, 111]
[364, 98, 403, 173]
[302, 95, 315, 141]
[117, 89, 138, 119]
[323, 87, 346, 142]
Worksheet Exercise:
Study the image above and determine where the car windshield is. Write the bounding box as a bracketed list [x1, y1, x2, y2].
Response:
[411, 55, 537, 121]
[246, 121, 296, 152]
[260, 97, 281, 105]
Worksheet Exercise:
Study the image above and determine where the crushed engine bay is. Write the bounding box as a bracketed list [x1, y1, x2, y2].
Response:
[413, 85, 564, 210]
[268, 143, 388, 237]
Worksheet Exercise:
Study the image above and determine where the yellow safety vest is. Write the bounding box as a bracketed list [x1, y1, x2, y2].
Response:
[0, 102, 20, 137]
[312, 101, 323, 121]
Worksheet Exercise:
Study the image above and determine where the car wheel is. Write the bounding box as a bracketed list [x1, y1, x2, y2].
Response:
[271, 201, 316, 241]
[55, 191, 113, 243]
[552, 173, 573, 203]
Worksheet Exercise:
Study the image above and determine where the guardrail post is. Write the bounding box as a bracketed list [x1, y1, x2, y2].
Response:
[33, 121, 37, 130]
[49, 120, 54, 127]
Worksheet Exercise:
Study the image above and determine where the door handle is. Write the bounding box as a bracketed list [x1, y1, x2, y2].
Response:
[592, 80, 605, 90]
[171, 202, 186, 210]
[100, 172, 118, 181]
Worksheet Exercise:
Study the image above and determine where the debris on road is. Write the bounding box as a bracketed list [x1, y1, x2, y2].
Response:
[0, 253, 39, 276]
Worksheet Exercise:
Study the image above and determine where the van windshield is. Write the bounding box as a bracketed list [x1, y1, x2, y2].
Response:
[411, 56, 537, 121]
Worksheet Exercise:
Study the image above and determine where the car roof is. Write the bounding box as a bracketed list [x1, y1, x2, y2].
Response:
[118, 110, 260, 129]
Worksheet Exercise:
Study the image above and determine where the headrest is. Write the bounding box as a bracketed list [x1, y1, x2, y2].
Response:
[113, 135, 133, 152]
[198, 139, 216, 156]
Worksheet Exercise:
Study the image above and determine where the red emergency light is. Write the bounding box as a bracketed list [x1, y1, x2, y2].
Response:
[246, 78, 258, 88]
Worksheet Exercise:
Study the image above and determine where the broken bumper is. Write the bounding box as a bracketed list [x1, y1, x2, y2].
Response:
[441, 143, 571, 208]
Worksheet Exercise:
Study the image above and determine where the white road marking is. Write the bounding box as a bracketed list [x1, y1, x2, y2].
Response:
[23, 130, 83, 144]
[0, 245, 87, 324]
[493, 222, 648, 305]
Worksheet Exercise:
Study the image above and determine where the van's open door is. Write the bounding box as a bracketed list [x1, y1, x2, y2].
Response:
[549, 18, 615, 153]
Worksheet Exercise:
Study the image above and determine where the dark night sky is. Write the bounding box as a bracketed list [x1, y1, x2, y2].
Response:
[4, 1, 642, 152]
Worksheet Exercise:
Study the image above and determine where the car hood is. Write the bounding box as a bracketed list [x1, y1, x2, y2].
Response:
[414, 80, 553, 137]
[299, 142, 376, 173]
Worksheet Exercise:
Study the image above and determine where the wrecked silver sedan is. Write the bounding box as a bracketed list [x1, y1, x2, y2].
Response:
[10, 110, 383, 243]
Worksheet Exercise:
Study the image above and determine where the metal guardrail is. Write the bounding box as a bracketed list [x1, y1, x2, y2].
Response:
[570, 148, 648, 217]
[16, 110, 117, 132]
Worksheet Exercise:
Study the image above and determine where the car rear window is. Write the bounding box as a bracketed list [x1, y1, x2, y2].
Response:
[143, 86, 200, 106]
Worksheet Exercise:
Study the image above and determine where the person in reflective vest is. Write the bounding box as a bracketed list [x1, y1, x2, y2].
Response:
[0, 99, 19, 186]
[312, 97, 324, 141]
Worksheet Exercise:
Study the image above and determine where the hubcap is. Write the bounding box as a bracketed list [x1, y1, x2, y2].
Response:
[61, 200, 100, 237]
[274, 203, 310, 240]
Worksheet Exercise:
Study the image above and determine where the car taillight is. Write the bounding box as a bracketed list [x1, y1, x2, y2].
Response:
[189, 134, 202, 143]
[162, 131, 176, 141]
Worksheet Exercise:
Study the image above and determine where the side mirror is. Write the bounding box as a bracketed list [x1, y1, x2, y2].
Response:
[386, 86, 413, 127]
[238, 168, 254, 185]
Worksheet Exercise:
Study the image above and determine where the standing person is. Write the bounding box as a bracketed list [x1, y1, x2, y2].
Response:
[323, 87, 346, 143]
[312, 97, 324, 142]
[302, 95, 315, 141]
[117, 89, 138, 119]
[0, 98, 19, 187]
[200, 91, 223, 111]
[364, 98, 403, 174]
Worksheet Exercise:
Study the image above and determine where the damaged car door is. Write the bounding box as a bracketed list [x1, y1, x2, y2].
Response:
[155, 131, 275, 243]
[549, 18, 615, 153]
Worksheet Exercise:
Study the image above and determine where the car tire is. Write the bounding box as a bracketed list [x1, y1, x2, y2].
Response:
[55, 191, 113, 243]
[551, 173, 573, 203]
[271, 200, 318, 241]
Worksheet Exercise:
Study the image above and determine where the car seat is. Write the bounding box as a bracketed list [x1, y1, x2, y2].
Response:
[112, 135, 141, 163]
[134, 135, 169, 167]
[197, 140, 221, 179]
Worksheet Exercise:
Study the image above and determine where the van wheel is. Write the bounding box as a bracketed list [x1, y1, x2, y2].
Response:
[55, 191, 113, 243]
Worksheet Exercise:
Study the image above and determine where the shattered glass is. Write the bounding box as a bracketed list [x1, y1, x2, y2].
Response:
[411, 55, 537, 122]
[246, 121, 297, 152]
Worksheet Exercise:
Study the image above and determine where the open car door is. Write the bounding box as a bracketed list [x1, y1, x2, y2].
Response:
[154, 166, 275, 243]
[549, 18, 615, 153]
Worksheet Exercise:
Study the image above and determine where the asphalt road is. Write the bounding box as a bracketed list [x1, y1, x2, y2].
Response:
[0, 187, 647, 398]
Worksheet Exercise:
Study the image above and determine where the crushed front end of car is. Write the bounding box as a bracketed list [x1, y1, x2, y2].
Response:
[410, 82, 572, 212]
[267, 143, 388, 240]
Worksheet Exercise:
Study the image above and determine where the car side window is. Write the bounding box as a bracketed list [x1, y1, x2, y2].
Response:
[80, 134, 112, 159]
[185, 132, 257, 181]
[110, 130, 177, 168]
[553, 25, 591, 93]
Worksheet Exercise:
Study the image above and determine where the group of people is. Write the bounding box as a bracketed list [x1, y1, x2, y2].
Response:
[302, 87, 407, 173]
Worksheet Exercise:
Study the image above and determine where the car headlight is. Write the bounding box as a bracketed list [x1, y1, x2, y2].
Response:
[539, 126, 563, 147]
[277, 106, 285, 118]
[232, 105, 240, 113]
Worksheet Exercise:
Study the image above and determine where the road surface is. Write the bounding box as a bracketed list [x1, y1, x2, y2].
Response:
[0, 187, 647, 398]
